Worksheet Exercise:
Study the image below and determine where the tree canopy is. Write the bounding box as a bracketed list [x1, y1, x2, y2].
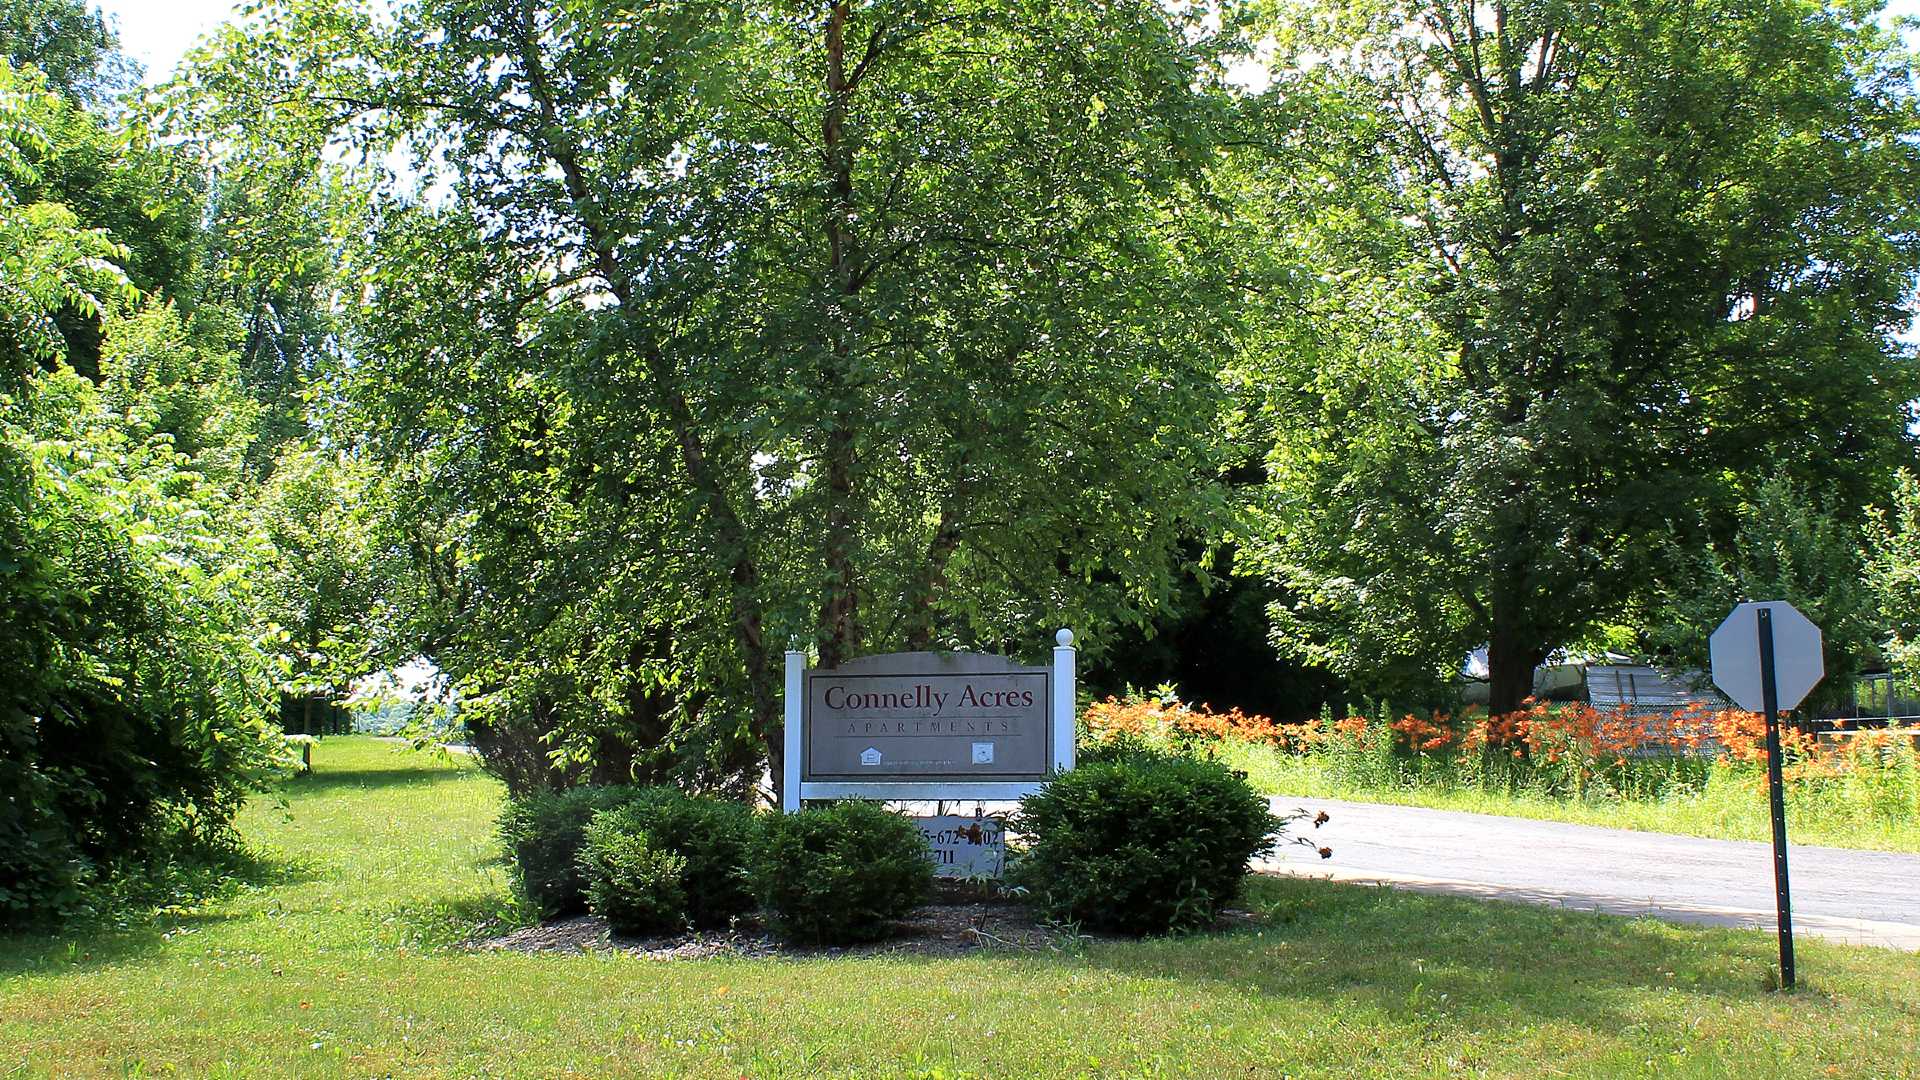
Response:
[1, 57, 286, 920]
[1, 0, 136, 107]
[1236, 0, 1920, 712]
[171, 0, 1250, 791]
[6, 0, 1920, 919]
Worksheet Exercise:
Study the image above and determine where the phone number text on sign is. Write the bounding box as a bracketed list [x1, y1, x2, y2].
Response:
[913, 815, 1006, 879]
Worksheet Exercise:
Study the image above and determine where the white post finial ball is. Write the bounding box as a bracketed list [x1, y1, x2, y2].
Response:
[1056, 628, 1074, 647]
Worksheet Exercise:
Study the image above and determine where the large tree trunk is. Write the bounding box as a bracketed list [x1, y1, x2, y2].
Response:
[903, 507, 960, 651]
[816, 1, 862, 669]
[1486, 595, 1544, 719]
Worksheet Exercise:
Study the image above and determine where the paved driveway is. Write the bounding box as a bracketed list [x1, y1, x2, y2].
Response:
[1257, 795, 1920, 950]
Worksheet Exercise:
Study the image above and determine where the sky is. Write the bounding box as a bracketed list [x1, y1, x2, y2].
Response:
[96, 0, 241, 85]
[89, 0, 222, 83]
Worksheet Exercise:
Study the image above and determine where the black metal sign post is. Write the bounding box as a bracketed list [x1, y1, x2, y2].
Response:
[1756, 607, 1796, 990]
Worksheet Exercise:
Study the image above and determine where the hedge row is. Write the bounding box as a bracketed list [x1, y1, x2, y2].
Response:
[500, 786, 933, 943]
[500, 749, 1281, 943]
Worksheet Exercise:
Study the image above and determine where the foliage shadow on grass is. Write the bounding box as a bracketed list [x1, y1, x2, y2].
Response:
[0, 902, 271, 979]
[1, 922, 195, 979]
[0, 847, 321, 978]
[1061, 876, 1790, 1033]
[280, 765, 470, 798]
[384, 888, 532, 950]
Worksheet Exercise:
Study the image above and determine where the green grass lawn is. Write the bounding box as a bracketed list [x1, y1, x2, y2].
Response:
[4, 737, 1918, 1078]
[1214, 739, 1920, 854]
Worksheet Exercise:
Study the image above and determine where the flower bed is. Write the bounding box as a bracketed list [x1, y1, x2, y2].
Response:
[1081, 692, 1920, 822]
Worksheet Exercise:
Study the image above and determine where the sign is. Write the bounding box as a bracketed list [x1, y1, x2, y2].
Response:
[913, 814, 1006, 879]
[1708, 598, 1823, 992]
[805, 652, 1050, 780]
[781, 631, 1077, 810]
[1710, 601, 1824, 712]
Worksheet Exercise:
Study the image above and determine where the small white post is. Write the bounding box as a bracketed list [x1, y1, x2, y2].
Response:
[782, 649, 805, 812]
[1051, 628, 1076, 773]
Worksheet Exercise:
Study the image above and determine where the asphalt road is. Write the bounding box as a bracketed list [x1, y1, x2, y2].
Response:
[1256, 795, 1920, 951]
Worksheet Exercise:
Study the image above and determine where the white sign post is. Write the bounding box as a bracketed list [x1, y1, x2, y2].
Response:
[1709, 599, 1823, 991]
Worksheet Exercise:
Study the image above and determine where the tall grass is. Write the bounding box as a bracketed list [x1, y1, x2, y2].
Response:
[1082, 694, 1920, 852]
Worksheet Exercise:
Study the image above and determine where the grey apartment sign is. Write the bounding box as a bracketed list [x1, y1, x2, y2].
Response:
[780, 632, 1077, 811]
[806, 652, 1050, 779]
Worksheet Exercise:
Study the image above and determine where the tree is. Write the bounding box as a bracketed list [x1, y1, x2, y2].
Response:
[253, 443, 387, 702]
[190, 162, 368, 475]
[0, 75, 127, 381]
[98, 299, 258, 484]
[1, 0, 137, 108]
[1237, 0, 1920, 713]
[1866, 469, 1920, 685]
[1651, 475, 1882, 712]
[175, 0, 1246, 797]
[1, 47, 202, 378]
[1, 59, 282, 922]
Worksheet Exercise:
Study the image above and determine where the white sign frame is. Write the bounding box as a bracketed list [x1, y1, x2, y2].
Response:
[781, 630, 1076, 812]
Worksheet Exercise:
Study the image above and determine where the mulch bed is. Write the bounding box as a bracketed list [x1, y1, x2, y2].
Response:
[475, 886, 1263, 960]
[476, 898, 1079, 960]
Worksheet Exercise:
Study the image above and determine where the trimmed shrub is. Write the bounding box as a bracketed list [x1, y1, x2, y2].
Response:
[752, 801, 933, 945]
[578, 807, 688, 934]
[502, 784, 761, 926]
[1014, 755, 1279, 935]
[497, 785, 651, 918]
[623, 791, 759, 929]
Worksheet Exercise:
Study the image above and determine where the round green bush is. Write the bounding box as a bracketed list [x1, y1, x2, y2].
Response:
[497, 784, 649, 918]
[751, 801, 934, 945]
[621, 790, 759, 929]
[1013, 754, 1279, 935]
[577, 805, 688, 935]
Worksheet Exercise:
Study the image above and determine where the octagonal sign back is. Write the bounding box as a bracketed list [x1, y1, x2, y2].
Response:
[1708, 600, 1824, 713]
